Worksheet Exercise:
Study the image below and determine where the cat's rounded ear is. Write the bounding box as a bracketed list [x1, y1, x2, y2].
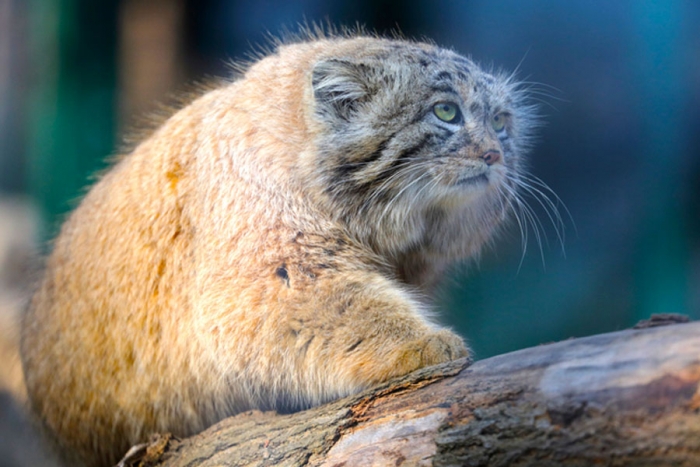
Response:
[311, 59, 373, 121]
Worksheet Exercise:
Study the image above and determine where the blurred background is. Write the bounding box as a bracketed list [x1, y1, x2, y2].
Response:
[0, 2, 699, 461]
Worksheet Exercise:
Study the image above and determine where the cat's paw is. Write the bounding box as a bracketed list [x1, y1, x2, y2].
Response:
[416, 329, 469, 365]
[399, 329, 468, 369]
[343, 328, 468, 389]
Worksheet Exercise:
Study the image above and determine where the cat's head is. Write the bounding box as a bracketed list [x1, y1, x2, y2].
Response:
[305, 37, 538, 261]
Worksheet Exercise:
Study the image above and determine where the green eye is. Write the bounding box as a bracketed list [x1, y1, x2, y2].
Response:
[433, 102, 460, 123]
[491, 113, 507, 132]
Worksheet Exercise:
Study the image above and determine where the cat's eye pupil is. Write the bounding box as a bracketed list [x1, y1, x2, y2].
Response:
[433, 102, 459, 123]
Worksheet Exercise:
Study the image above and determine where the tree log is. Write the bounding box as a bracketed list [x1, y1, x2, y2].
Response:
[136, 320, 700, 467]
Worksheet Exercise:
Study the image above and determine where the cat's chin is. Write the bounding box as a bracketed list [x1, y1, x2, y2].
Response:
[428, 182, 490, 212]
[449, 173, 493, 200]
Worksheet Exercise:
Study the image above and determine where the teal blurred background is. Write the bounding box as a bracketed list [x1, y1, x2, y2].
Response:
[1, 0, 698, 360]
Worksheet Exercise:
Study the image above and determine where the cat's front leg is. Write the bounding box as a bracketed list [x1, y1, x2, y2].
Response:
[290, 273, 469, 396]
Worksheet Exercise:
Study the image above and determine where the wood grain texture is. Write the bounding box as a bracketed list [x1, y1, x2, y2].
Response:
[142, 321, 700, 467]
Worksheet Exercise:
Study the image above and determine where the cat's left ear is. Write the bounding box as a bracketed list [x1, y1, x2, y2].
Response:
[311, 59, 375, 121]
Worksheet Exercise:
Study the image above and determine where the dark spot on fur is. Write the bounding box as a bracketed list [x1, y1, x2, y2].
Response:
[347, 339, 363, 352]
[445, 132, 473, 153]
[289, 318, 304, 337]
[431, 71, 458, 95]
[436, 71, 453, 81]
[276, 265, 290, 287]
[337, 298, 353, 315]
[299, 265, 316, 280]
[300, 336, 314, 355]
[430, 84, 458, 95]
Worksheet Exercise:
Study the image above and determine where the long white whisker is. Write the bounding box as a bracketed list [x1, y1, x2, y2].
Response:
[513, 172, 574, 257]
[502, 177, 546, 267]
[512, 179, 566, 250]
[498, 182, 529, 272]
[518, 196, 546, 268]
[522, 173, 576, 234]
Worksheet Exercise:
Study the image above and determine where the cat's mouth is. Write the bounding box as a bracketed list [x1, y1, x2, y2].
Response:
[455, 173, 489, 186]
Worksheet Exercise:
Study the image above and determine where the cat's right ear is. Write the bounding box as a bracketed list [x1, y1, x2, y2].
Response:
[311, 59, 373, 121]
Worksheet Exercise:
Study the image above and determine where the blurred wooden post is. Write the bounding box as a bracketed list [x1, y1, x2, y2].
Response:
[118, 0, 185, 126]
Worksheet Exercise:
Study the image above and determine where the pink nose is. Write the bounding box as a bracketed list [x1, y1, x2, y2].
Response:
[481, 150, 501, 166]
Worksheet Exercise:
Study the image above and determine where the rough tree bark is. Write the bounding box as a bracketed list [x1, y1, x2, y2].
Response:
[127, 318, 700, 467]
